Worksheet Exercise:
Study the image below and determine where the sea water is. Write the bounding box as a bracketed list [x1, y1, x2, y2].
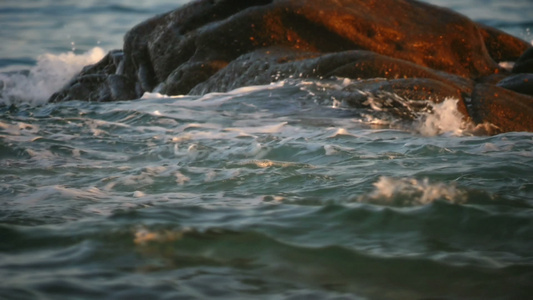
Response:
[0, 1, 532, 299]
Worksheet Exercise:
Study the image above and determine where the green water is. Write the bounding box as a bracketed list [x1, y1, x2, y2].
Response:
[1, 0, 533, 298]
[1, 82, 532, 299]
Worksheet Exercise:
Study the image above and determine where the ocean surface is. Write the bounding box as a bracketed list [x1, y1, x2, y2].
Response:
[1, 1, 532, 299]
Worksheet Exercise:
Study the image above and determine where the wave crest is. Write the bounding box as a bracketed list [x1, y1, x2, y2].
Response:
[359, 176, 467, 206]
[0, 47, 106, 106]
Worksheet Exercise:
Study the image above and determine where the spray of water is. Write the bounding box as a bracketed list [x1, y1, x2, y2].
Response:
[359, 176, 467, 206]
[414, 98, 466, 136]
[0, 47, 106, 106]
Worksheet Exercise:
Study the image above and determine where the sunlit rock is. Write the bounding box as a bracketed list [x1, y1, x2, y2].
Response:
[48, 0, 533, 133]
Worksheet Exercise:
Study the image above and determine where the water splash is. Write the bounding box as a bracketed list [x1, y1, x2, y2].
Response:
[0, 47, 106, 106]
[359, 176, 467, 206]
[414, 98, 466, 136]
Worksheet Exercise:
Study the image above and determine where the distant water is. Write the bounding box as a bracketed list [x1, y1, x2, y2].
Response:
[1, 1, 532, 299]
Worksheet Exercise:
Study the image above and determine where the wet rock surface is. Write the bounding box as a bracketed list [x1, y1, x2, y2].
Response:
[48, 0, 533, 133]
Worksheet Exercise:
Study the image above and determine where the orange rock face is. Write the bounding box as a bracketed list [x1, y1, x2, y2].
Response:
[49, 0, 533, 133]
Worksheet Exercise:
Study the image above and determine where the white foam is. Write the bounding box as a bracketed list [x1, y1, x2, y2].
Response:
[175, 171, 191, 185]
[16, 185, 108, 207]
[0, 47, 106, 106]
[414, 98, 466, 136]
[498, 61, 515, 71]
[359, 176, 467, 206]
[193, 81, 287, 104]
[324, 144, 339, 155]
[133, 191, 146, 198]
[141, 92, 185, 99]
[0, 121, 40, 137]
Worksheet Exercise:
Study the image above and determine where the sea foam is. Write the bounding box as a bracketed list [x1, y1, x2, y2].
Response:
[0, 47, 106, 106]
[359, 176, 467, 206]
[414, 98, 466, 136]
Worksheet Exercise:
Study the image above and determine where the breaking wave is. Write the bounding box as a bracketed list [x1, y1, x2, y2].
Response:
[359, 176, 468, 206]
[0, 47, 106, 106]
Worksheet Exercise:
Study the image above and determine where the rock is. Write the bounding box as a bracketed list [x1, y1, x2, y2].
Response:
[187, 48, 473, 95]
[497, 74, 533, 97]
[48, 50, 134, 102]
[470, 84, 533, 133]
[478, 24, 531, 62]
[48, 0, 533, 133]
[512, 47, 533, 74]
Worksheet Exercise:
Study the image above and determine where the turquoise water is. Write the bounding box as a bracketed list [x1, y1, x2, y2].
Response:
[1, 1, 533, 299]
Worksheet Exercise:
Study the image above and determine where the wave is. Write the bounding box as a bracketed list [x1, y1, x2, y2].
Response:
[358, 176, 467, 206]
[144, 79, 471, 137]
[0, 49, 490, 138]
[0, 47, 106, 106]
[1, 204, 531, 300]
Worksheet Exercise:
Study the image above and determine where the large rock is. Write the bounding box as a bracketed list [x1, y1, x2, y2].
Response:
[471, 84, 533, 133]
[48, 0, 533, 133]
